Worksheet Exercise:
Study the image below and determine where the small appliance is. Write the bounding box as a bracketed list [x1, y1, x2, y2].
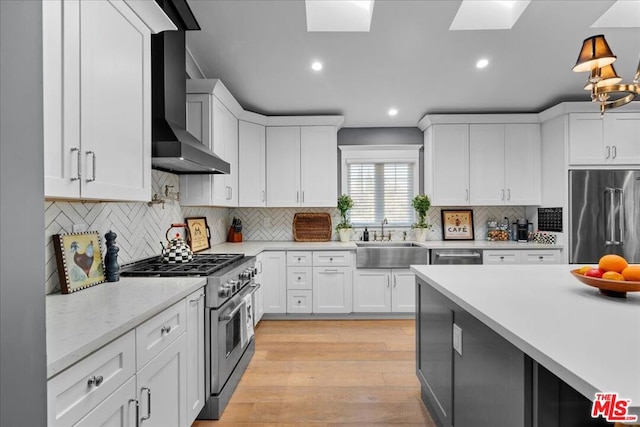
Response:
[516, 218, 531, 243]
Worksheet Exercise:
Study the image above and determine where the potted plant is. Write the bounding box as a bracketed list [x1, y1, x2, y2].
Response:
[411, 194, 432, 242]
[336, 194, 354, 242]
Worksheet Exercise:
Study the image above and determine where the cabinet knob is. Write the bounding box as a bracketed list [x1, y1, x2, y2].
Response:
[539, 256, 543, 260]
[87, 375, 104, 387]
[329, 257, 333, 261]
[161, 325, 172, 334]
[298, 277, 301, 280]
[297, 257, 301, 261]
[499, 256, 504, 260]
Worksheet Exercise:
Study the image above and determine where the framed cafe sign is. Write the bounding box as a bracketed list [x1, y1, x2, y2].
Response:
[441, 209, 475, 240]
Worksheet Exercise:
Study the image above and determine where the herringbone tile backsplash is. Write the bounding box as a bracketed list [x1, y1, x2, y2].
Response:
[45, 169, 525, 294]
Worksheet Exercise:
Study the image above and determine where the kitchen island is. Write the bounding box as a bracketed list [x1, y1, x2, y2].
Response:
[412, 264, 640, 426]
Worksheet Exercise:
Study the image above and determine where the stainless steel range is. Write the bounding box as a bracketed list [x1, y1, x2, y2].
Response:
[121, 253, 259, 420]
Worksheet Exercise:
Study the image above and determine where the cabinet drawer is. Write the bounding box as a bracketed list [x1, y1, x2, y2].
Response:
[47, 330, 136, 427]
[522, 251, 560, 264]
[136, 300, 186, 369]
[287, 290, 313, 313]
[287, 251, 313, 266]
[483, 250, 521, 264]
[73, 376, 137, 427]
[313, 251, 351, 267]
[287, 266, 313, 290]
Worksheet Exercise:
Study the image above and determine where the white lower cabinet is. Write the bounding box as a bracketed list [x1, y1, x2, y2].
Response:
[313, 266, 353, 313]
[287, 289, 313, 313]
[354, 269, 415, 313]
[254, 253, 266, 323]
[47, 290, 203, 427]
[483, 249, 561, 265]
[136, 334, 187, 427]
[186, 289, 205, 422]
[261, 251, 287, 314]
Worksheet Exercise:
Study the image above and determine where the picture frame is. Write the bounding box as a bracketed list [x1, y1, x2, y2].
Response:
[185, 217, 211, 252]
[53, 231, 106, 294]
[441, 209, 475, 240]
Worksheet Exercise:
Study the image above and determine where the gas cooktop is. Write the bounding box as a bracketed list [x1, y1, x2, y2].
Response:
[120, 253, 245, 277]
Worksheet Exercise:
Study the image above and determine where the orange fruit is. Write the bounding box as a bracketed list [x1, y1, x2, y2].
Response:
[621, 265, 640, 282]
[602, 271, 625, 281]
[598, 254, 628, 273]
[577, 266, 593, 275]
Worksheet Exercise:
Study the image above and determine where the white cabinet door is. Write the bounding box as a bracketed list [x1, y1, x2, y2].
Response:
[238, 121, 266, 206]
[391, 269, 416, 313]
[254, 253, 265, 323]
[261, 251, 287, 314]
[266, 127, 301, 207]
[353, 269, 391, 312]
[427, 124, 470, 206]
[185, 289, 205, 424]
[469, 124, 505, 205]
[504, 124, 541, 205]
[569, 113, 605, 165]
[73, 377, 137, 427]
[606, 113, 640, 165]
[136, 334, 187, 427]
[300, 126, 337, 207]
[181, 94, 212, 206]
[44, 0, 152, 201]
[212, 97, 238, 207]
[313, 267, 353, 313]
[287, 290, 313, 314]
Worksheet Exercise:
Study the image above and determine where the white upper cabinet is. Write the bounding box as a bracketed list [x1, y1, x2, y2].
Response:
[266, 126, 337, 207]
[238, 121, 266, 207]
[569, 113, 640, 166]
[470, 124, 541, 205]
[181, 81, 239, 207]
[425, 124, 470, 206]
[43, 0, 173, 201]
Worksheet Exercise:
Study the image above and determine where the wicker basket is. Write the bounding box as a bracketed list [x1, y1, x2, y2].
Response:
[292, 213, 332, 242]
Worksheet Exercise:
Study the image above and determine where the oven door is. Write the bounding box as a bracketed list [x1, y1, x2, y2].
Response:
[212, 284, 258, 394]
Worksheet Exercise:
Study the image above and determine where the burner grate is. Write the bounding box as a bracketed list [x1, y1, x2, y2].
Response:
[121, 253, 244, 277]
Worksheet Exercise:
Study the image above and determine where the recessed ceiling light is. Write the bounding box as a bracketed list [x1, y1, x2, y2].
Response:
[476, 59, 489, 69]
[388, 108, 398, 116]
[311, 61, 323, 71]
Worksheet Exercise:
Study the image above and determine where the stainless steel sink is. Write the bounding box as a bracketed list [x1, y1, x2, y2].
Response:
[356, 241, 429, 268]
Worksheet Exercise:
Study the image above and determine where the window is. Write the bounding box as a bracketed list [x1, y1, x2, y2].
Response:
[340, 145, 420, 227]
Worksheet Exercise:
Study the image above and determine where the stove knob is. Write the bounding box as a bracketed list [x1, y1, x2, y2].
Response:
[228, 280, 240, 292]
[239, 271, 251, 280]
[219, 284, 231, 297]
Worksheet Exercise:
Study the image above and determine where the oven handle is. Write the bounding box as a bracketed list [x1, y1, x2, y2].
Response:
[219, 300, 246, 322]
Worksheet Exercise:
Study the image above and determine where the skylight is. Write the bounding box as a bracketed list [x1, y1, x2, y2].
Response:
[450, 0, 531, 31]
[592, 0, 640, 28]
[306, 0, 375, 32]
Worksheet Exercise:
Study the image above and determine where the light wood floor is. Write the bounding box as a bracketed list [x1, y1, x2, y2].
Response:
[192, 319, 435, 427]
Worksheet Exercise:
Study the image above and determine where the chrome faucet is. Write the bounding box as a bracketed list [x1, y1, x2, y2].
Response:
[381, 218, 388, 241]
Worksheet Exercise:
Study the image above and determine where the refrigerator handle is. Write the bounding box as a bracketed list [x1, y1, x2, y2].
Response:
[616, 188, 624, 246]
[604, 188, 615, 247]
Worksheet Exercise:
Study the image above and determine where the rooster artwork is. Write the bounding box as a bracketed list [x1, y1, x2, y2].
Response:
[53, 231, 106, 293]
[70, 240, 95, 277]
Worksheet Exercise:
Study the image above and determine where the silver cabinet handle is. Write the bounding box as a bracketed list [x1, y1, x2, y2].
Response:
[393, 275, 397, 288]
[87, 375, 104, 386]
[507, 189, 511, 200]
[296, 191, 300, 202]
[129, 399, 139, 427]
[499, 256, 505, 260]
[160, 325, 172, 334]
[85, 151, 96, 182]
[612, 145, 617, 159]
[189, 293, 204, 304]
[71, 147, 81, 181]
[302, 191, 305, 203]
[386, 274, 390, 288]
[465, 189, 469, 201]
[141, 387, 151, 421]
[605, 146, 611, 159]
[501, 189, 505, 200]
[324, 269, 338, 273]
[262, 190, 265, 202]
[538, 256, 544, 260]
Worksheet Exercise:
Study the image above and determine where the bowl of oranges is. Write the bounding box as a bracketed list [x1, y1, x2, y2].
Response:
[571, 254, 640, 297]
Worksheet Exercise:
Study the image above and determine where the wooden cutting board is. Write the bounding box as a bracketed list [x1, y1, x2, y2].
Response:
[292, 213, 332, 242]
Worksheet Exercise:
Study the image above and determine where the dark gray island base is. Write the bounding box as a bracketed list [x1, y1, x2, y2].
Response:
[416, 277, 612, 427]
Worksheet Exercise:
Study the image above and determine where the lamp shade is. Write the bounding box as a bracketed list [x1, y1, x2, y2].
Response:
[572, 34, 616, 73]
[584, 64, 622, 90]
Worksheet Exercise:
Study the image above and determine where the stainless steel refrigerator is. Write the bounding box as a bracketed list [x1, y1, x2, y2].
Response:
[570, 170, 640, 264]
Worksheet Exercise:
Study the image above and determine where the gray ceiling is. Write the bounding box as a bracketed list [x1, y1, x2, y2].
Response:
[185, 0, 640, 127]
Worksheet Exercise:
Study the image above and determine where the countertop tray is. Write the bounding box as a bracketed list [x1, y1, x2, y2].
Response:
[293, 213, 332, 242]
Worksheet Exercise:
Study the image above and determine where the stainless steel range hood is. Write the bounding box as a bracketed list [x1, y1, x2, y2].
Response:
[151, 0, 230, 174]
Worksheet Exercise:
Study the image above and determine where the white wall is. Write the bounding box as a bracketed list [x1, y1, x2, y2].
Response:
[0, 1, 47, 424]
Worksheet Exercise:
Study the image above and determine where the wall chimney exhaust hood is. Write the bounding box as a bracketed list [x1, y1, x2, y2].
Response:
[151, 0, 230, 174]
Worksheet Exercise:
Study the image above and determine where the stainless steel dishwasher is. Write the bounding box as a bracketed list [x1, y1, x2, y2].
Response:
[430, 249, 483, 265]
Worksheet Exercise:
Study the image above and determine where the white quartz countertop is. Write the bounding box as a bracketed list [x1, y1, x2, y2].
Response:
[205, 240, 562, 256]
[411, 264, 640, 416]
[46, 276, 206, 379]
